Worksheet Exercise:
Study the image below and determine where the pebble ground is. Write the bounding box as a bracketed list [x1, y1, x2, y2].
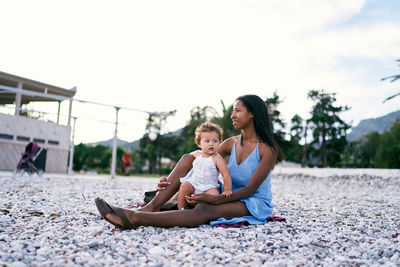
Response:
[0, 167, 399, 266]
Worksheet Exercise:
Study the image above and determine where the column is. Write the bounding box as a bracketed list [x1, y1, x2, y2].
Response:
[57, 101, 61, 124]
[67, 98, 73, 127]
[14, 82, 22, 116]
[68, 117, 77, 175]
[111, 107, 120, 178]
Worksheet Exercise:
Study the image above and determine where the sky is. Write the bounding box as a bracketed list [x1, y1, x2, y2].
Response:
[1, 0, 400, 144]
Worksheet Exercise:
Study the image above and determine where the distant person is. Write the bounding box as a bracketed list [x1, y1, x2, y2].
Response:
[95, 94, 281, 229]
[178, 122, 232, 210]
[122, 152, 131, 175]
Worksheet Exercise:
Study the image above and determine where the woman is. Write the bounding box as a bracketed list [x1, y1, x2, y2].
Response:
[95, 94, 281, 229]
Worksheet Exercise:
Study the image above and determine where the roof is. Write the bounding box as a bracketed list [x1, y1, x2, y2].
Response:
[0, 71, 76, 105]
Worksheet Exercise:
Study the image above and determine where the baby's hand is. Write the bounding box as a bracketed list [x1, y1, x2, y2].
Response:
[222, 190, 232, 197]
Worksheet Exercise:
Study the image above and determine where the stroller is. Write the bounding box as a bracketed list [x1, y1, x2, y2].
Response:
[13, 142, 47, 176]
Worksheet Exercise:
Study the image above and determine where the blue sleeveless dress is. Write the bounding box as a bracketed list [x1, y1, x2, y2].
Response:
[210, 141, 273, 226]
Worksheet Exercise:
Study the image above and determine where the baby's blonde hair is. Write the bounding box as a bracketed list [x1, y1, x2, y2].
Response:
[195, 122, 223, 145]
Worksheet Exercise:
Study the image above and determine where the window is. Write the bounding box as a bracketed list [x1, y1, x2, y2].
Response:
[17, 136, 30, 142]
[0, 134, 13, 140]
[33, 138, 45, 144]
[48, 140, 59, 145]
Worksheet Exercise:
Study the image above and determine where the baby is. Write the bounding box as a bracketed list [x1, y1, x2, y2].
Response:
[178, 122, 232, 210]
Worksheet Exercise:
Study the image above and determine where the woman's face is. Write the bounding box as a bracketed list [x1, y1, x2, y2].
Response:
[231, 100, 253, 130]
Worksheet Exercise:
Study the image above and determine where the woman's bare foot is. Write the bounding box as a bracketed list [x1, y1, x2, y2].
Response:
[105, 208, 137, 229]
[95, 198, 137, 229]
[105, 212, 123, 227]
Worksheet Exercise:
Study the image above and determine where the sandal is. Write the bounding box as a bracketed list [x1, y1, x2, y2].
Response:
[95, 198, 135, 230]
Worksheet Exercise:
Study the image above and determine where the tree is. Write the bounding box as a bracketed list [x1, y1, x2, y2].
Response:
[139, 134, 157, 173]
[145, 110, 176, 174]
[343, 120, 400, 169]
[87, 145, 110, 169]
[359, 132, 380, 167]
[307, 89, 351, 167]
[343, 132, 380, 168]
[289, 115, 303, 143]
[285, 114, 305, 164]
[72, 143, 114, 173]
[130, 150, 145, 173]
[382, 59, 400, 103]
[265, 91, 286, 143]
[140, 110, 176, 174]
[100, 150, 112, 169]
[180, 106, 218, 155]
[159, 133, 185, 165]
[264, 91, 290, 157]
[73, 143, 89, 171]
[374, 120, 400, 168]
[212, 100, 240, 140]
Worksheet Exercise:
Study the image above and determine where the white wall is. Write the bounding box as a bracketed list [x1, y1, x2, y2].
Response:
[0, 113, 71, 173]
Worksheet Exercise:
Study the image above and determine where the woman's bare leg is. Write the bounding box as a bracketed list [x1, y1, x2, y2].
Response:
[140, 154, 194, 212]
[203, 188, 220, 195]
[106, 201, 250, 228]
[177, 182, 195, 210]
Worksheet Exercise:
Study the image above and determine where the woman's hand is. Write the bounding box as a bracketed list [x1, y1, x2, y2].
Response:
[157, 176, 171, 191]
[185, 193, 222, 205]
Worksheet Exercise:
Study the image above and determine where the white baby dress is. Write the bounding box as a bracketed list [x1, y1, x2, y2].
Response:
[180, 152, 220, 194]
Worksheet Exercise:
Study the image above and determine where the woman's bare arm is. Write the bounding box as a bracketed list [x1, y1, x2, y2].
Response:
[217, 137, 236, 158]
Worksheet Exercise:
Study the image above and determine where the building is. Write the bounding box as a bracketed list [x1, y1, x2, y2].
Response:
[0, 71, 76, 173]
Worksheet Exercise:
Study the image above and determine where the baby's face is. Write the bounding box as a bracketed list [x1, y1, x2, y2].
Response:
[199, 131, 220, 156]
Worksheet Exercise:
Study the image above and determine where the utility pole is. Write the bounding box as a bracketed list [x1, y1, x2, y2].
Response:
[68, 117, 77, 175]
[111, 107, 120, 178]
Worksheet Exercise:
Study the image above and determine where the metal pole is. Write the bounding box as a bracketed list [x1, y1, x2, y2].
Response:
[111, 107, 120, 178]
[67, 98, 73, 127]
[68, 117, 77, 175]
[15, 82, 22, 116]
[57, 101, 61, 124]
[68, 87, 77, 127]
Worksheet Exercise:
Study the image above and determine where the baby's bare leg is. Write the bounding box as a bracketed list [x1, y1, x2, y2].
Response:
[177, 182, 195, 210]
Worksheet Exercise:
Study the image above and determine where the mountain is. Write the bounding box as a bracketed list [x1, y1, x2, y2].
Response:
[87, 128, 182, 151]
[87, 138, 136, 149]
[347, 110, 400, 141]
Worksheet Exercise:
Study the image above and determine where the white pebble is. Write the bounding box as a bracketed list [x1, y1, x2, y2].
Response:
[148, 246, 165, 257]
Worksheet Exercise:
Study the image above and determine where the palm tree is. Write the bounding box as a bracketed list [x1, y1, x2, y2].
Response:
[212, 100, 239, 140]
[382, 59, 400, 103]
